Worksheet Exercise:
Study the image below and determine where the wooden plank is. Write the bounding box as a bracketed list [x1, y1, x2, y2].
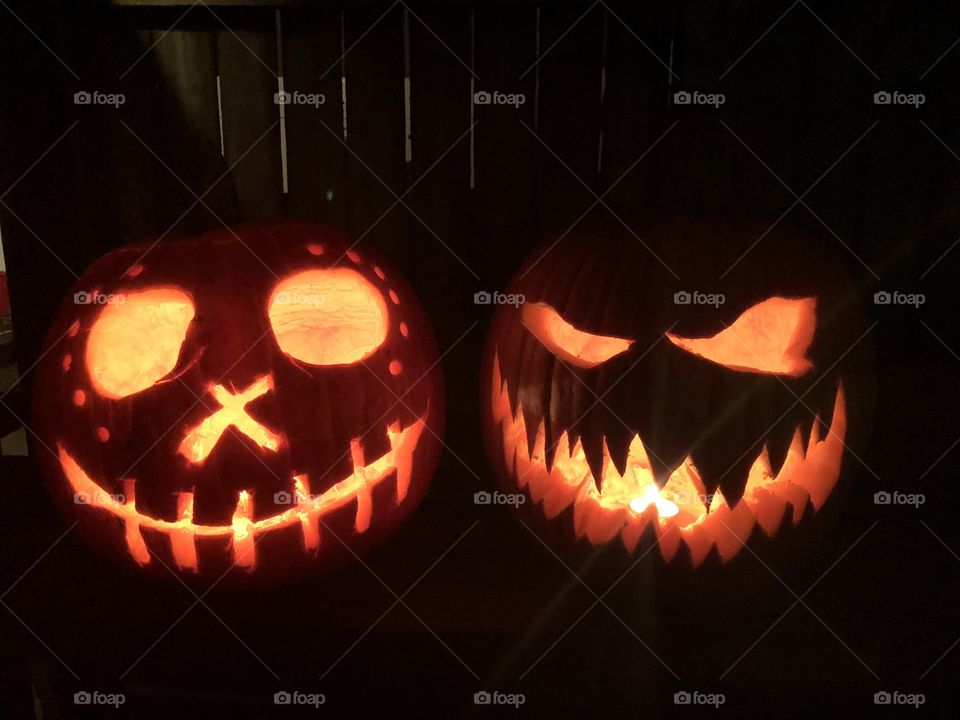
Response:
[533, 3, 605, 237]
[471, 5, 538, 284]
[598, 0, 673, 212]
[340, 4, 407, 256]
[216, 8, 284, 221]
[281, 7, 348, 227]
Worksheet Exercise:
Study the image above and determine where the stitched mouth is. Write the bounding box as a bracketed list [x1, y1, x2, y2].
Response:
[489, 357, 846, 567]
[57, 413, 427, 572]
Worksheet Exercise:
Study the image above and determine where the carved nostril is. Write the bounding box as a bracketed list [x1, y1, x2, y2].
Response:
[178, 375, 280, 463]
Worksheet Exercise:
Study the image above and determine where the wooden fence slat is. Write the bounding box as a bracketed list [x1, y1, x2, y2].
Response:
[216, 9, 284, 221]
[281, 7, 348, 227]
[340, 5, 407, 257]
[471, 6, 538, 284]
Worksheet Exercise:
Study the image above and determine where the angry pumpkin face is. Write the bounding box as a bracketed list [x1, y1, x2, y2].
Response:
[32, 221, 443, 585]
[481, 216, 869, 569]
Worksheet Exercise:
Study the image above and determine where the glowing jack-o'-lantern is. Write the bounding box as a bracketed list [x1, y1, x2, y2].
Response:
[32, 221, 443, 585]
[481, 216, 869, 570]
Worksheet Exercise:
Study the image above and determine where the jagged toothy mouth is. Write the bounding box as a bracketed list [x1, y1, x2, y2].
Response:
[57, 414, 427, 572]
[489, 358, 847, 567]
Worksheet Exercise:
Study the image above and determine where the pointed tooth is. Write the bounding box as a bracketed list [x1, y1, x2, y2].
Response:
[682, 525, 715, 568]
[750, 487, 787, 536]
[656, 519, 684, 562]
[604, 428, 633, 478]
[808, 414, 822, 452]
[800, 384, 847, 509]
[622, 506, 657, 553]
[585, 504, 627, 545]
[573, 496, 597, 538]
[706, 498, 756, 563]
[580, 431, 607, 493]
[744, 444, 775, 493]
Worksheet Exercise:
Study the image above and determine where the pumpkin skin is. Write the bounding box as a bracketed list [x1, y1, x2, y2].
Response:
[481, 215, 870, 572]
[31, 221, 443, 586]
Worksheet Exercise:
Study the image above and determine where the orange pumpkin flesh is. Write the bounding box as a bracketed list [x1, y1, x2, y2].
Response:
[481, 215, 865, 570]
[32, 221, 443, 586]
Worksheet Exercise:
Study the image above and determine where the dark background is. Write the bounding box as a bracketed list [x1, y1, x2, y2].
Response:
[0, 1, 958, 717]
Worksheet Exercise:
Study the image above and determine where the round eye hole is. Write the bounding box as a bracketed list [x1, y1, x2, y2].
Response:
[86, 288, 195, 399]
[268, 268, 389, 365]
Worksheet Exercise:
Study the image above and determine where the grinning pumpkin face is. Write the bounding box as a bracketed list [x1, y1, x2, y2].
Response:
[481, 216, 869, 570]
[32, 221, 443, 586]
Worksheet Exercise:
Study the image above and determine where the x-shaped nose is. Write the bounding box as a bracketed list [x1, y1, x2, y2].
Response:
[178, 375, 281, 464]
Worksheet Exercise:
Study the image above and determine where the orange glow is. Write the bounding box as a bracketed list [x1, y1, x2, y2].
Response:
[85, 288, 195, 398]
[490, 355, 845, 566]
[667, 296, 816, 377]
[268, 269, 388, 365]
[178, 375, 281, 464]
[522, 303, 633, 368]
[57, 410, 428, 571]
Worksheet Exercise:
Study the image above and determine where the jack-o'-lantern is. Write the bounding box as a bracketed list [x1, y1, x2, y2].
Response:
[481, 215, 870, 571]
[32, 221, 443, 585]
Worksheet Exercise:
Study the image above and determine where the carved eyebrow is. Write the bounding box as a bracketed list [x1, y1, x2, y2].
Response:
[522, 302, 632, 368]
[666, 296, 816, 377]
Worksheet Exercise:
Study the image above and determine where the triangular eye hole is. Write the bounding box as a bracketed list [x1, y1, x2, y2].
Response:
[523, 302, 633, 368]
[666, 296, 816, 377]
[268, 269, 388, 365]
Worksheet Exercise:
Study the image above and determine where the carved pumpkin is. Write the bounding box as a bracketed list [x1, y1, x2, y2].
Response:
[32, 221, 443, 585]
[481, 216, 869, 570]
